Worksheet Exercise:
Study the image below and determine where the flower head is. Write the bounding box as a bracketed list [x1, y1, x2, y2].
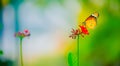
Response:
[79, 25, 89, 35]
[24, 29, 30, 36]
[69, 28, 80, 39]
[15, 29, 30, 39]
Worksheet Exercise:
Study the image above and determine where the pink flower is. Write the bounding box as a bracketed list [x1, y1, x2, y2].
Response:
[15, 29, 30, 38]
[24, 29, 30, 36]
[24, 29, 29, 33]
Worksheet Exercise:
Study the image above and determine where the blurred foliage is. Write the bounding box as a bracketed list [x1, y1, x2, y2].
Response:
[0, 23, 3, 30]
[35, 0, 64, 7]
[0, 59, 13, 66]
[68, 52, 74, 66]
[0, 50, 3, 55]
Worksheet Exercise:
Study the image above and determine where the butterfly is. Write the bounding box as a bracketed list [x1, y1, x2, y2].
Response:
[82, 12, 99, 29]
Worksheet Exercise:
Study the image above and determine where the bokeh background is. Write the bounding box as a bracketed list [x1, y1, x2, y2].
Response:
[0, 0, 120, 66]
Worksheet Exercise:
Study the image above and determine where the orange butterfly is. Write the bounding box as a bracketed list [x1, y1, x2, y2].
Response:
[82, 12, 99, 29]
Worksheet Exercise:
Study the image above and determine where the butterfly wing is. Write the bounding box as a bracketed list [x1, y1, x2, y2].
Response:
[81, 12, 99, 29]
[85, 16, 97, 29]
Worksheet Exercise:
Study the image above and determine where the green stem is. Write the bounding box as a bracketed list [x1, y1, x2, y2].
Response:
[77, 35, 79, 66]
[20, 38, 23, 66]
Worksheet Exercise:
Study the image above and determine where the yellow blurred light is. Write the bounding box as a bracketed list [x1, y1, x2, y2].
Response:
[2, 0, 9, 7]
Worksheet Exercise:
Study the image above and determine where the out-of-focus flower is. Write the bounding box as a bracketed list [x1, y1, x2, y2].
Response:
[79, 25, 89, 35]
[69, 28, 80, 39]
[15, 29, 30, 66]
[15, 29, 30, 38]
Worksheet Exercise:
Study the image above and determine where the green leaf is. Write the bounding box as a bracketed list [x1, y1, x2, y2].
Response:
[0, 50, 3, 55]
[68, 52, 74, 66]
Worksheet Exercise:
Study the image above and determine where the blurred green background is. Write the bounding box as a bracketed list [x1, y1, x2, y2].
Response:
[0, 0, 120, 66]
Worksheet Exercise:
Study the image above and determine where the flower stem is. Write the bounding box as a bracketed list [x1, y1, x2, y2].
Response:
[20, 38, 23, 66]
[77, 35, 79, 66]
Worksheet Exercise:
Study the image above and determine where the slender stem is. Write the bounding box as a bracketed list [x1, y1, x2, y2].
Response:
[77, 35, 79, 66]
[20, 38, 23, 66]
